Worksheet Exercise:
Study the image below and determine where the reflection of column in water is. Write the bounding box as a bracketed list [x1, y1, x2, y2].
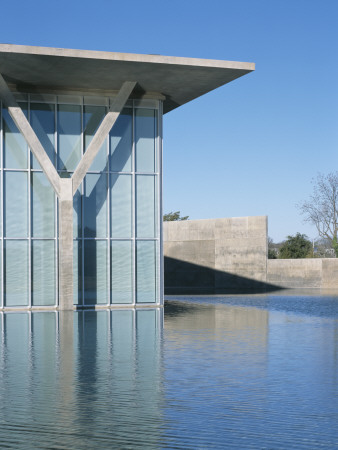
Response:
[30, 312, 58, 425]
[0, 308, 163, 447]
[74, 310, 99, 433]
[72, 309, 163, 445]
[57, 311, 76, 435]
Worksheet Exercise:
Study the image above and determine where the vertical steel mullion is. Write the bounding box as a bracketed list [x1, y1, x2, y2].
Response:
[81, 98, 84, 307]
[158, 102, 164, 306]
[54, 99, 58, 307]
[132, 308, 137, 396]
[0, 100, 3, 308]
[132, 102, 136, 306]
[28, 96, 32, 308]
[154, 107, 158, 304]
[107, 101, 110, 306]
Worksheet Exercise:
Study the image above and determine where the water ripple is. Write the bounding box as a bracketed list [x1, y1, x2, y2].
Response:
[0, 301, 337, 448]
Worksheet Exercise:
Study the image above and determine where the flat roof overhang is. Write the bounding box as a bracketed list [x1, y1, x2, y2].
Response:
[0, 44, 254, 113]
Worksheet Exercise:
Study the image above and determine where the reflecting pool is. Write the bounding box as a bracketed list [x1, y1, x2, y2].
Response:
[0, 294, 338, 448]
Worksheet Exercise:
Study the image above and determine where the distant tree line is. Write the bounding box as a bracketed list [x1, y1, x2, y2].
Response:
[298, 171, 338, 257]
[163, 211, 189, 221]
[268, 234, 336, 259]
[269, 233, 312, 259]
[269, 171, 338, 259]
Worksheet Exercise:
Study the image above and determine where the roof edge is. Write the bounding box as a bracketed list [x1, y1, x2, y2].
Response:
[0, 43, 255, 72]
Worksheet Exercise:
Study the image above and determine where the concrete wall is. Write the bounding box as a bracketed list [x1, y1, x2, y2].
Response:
[164, 216, 338, 293]
[267, 258, 338, 289]
[164, 216, 269, 293]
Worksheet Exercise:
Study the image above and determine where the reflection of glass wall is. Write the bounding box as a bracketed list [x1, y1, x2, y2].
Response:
[0, 96, 162, 307]
[0, 309, 163, 447]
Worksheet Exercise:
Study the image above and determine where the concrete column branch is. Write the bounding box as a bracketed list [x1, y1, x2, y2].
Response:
[0, 73, 61, 197]
[72, 81, 136, 194]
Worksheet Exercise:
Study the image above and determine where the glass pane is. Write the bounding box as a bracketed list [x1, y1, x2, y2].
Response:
[84, 105, 107, 172]
[57, 104, 81, 172]
[3, 104, 28, 169]
[31, 172, 55, 238]
[110, 174, 132, 238]
[84, 240, 108, 305]
[111, 240, 133, 304]
[73, 240, 82, 305]
[110, 108, 132, 172]
[73, 187, 82, 239]
[5, 240, 29, 306]
[135, 109, 157, 173]
[136, 175, 157, 238]
[84, 173, 107, 238]
[136, 241, 156, 303]
[32, 240, 55, 306]
[4, 171, 28, 237]
[30, 103, 55, 169]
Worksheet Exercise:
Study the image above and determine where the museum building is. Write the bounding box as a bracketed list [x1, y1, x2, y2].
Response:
[0, 44, 254, 310]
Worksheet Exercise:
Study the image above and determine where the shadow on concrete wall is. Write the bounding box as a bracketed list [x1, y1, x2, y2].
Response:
[164, 256, 283, 295]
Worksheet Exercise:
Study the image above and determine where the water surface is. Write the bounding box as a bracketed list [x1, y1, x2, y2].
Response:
[0, 294, 337, 448]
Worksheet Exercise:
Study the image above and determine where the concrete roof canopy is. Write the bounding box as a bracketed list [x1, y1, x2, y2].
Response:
[0, 44, 255, 113]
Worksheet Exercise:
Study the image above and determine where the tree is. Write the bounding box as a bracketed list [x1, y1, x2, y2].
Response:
[163, 211, 189, 221]
[298, 172, 338, 256]
[313, 237, 336, 258]
[279, 233, 312, 259]
[268, 237, 278, 259]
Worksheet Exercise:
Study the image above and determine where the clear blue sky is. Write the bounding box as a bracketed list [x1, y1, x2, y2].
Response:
[1, 0, 337, 242]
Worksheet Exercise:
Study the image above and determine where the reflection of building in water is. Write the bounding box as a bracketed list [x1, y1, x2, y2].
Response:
[165, 302, 268, 343]
[0, 309, 163, 448]
[165, 303, 269, 375]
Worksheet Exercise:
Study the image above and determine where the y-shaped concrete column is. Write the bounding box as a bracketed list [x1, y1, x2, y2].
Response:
[59, 178, 74, 310]
[0, 75, 136, 309]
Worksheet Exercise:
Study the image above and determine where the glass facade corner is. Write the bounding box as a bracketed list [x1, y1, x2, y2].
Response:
[0, 95, 163, 308]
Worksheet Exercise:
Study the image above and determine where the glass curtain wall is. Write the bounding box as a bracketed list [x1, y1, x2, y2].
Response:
[0, 95, 162, 308]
